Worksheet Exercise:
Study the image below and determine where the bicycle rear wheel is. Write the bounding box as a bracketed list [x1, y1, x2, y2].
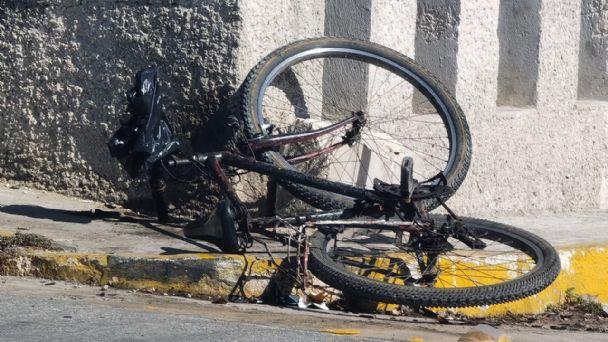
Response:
[241, 38, 471, 210]
[308, 217, 560, 308]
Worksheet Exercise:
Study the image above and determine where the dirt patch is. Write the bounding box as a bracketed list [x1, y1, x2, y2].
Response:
[0, 232, 61, 251]
[463, 289, 608, 333]
[328, 289, 608, 333]
[0, 232, 62, 271]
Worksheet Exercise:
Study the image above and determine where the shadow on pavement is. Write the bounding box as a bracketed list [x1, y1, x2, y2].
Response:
[0, 204, 94, 224]
[160, 246, 221, 254]
[0, 204, 217, 252]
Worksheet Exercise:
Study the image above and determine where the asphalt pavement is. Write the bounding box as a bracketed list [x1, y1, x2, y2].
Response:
[0, 277, 362, 342]
[1, 277, 608, 342]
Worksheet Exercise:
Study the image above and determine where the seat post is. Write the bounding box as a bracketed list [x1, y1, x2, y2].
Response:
[149, 162, 169, 223]
[264, 178, 278, 217]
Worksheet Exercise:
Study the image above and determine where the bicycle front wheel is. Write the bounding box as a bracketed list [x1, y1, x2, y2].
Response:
[308, 217, 560, 308]
[241, 38, 471, 210]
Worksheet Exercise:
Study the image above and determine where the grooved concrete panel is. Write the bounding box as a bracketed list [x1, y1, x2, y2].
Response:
[414, 0, 460, 94]
[232, 0, 325, 204]
[496, 0, 541, 107]
[323, 0, 371, 115]
[455, 0, 500, 118]
[324, 0, 371, 40]
[236, 0, 325, 81]
[371, 0, 417, 56]
[578, 0, 608, 100]
[603, 109, 608, 210]
[440, 0, 608, 216]
[537, 0, 581, 110]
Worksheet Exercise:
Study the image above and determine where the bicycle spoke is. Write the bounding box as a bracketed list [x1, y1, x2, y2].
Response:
[254, 50, 460, 194]
[328, 227, 539, 290]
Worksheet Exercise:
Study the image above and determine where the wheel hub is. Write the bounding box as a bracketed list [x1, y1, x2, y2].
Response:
[342, 111, 366, 146]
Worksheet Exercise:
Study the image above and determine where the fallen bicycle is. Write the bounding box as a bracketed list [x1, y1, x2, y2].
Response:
[107, 38, 560, 308]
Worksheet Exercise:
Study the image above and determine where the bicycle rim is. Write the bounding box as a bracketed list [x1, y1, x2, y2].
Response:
[252, 45, 458, 190]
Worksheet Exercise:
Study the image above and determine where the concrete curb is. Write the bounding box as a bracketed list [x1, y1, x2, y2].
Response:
[451, 244, 608, 317]
[1, 230, 607, 316]
[0, 247, 281, 300]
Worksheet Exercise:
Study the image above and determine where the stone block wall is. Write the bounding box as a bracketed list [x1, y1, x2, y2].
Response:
[1, 0, 607, 216]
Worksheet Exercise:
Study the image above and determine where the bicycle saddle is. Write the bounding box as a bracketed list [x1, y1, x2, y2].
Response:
[183, 199, 240, 253]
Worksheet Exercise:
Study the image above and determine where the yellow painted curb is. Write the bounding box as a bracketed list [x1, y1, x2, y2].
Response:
[2, 228, 607, 317]
[373, 244, 608, 316]
[105, 253, 281, 298]
[0, 245, 282, 299]
[452, 244, 608, 317]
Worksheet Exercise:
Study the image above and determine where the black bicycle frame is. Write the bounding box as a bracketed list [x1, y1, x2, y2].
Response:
[168, 149, 374, 198]
[165, 112, 379, 197]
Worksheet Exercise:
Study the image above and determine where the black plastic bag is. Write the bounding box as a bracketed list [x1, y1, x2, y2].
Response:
[107, 66, 180, 178]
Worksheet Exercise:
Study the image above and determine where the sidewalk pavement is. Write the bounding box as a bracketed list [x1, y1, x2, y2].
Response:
[0, 182, 607, 316]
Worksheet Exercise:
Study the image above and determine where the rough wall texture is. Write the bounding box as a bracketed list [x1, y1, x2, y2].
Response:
[1, 0, 607, 217]
[236, 0, 324, 81]
[446, 0, 608, 216]
[0, 0, 241, 213]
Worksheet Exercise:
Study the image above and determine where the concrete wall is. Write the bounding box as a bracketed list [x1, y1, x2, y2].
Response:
[496, 0, 541, 107]
[444, 0, 608, 215]
[237, 0, 325, 81]
[414, 0, 460, 94]
[0, 0, 242, 214]
[578, 0, 608, 100]
[1, 0, 607, 216]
